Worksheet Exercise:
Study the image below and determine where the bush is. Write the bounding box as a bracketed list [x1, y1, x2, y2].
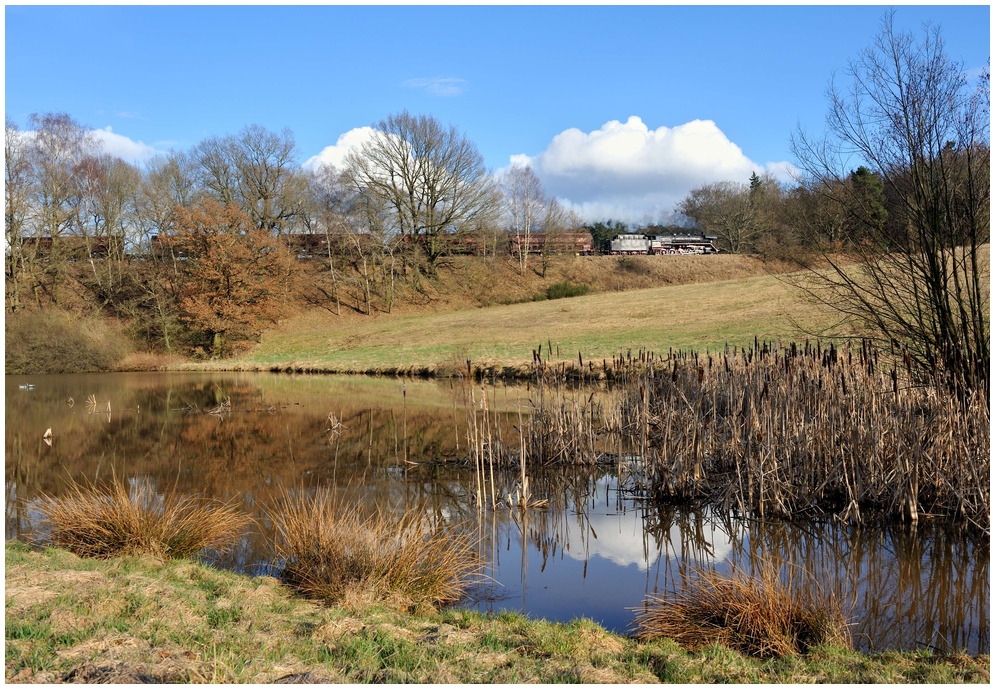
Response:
[5, 308, 131, 374]
[36, 476, 251, 560]
[270, 488, 479, 609]
[542, 281, 590, 301]
[632, 564, 852, 658]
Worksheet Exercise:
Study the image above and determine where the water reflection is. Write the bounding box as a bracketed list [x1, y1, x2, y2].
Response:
[5, 372, 988, 654]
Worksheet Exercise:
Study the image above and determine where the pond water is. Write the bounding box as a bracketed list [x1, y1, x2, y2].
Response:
[5, 372, 989, 654]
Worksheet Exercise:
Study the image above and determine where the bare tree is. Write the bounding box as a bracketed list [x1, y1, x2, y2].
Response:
[23, 112, 95, 305]
[678, 181, 758, 253]
[132, 151, 200, 351]
[538, 199, 573, 278]
[302, 164, 361, 315]
[792, 11, 989, 400]
[193, 125, 305, 234]
[5, 118, 33, 312]
[72, 153, 141, 307]
[344, 111, 495, 266]
[503, 164, 547, 274]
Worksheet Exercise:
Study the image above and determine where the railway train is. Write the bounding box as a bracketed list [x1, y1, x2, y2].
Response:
[609, 232, 719, 255]
[22, 229, 719, 263]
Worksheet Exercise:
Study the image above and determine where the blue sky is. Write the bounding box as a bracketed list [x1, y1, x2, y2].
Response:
[5, 5, 990, 223]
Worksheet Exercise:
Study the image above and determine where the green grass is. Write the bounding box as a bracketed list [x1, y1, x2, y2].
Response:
[5, 541, 989, 683]
[229, 271, 842, 374]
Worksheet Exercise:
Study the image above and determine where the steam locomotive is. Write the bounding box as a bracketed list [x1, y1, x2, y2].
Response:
[609, 232, 719, 255]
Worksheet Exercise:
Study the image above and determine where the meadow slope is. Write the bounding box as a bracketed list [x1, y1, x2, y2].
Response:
[223, 269, 842, 374]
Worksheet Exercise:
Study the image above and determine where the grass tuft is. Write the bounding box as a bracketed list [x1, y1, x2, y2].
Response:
[36, 476, 251, 560]
[270, 488, 479, 609]
[632, 564, 852, 658]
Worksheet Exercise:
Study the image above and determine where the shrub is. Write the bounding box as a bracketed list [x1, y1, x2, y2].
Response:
[270, 488, 479, 609]
[543, 281, 590, 300]
[631, 564, 852, 658]
[5, 308, 131, 374]
[36, 476, 251, 560]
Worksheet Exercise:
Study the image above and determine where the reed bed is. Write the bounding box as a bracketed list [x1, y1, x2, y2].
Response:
[270, 488, 480, 608]
[459, 340, 989, 531]
[621, 341, 990, 530]
[631, 563, 852, 658]
[36, 476, 250, 560]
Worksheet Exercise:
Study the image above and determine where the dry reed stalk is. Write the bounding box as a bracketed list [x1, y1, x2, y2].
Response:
[617, 341, 989, 530]
[36, 476, 250, 560]
[632, 563, 853, 658]
[449, 339, 986, 529]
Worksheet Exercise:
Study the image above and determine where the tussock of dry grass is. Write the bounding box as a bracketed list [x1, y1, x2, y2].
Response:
[271, 488, 479, 608]
[36, 477, 251, 560]
[632, 564, 852, 658]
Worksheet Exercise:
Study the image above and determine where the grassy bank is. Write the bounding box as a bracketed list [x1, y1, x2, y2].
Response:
[212, 269, 842, 376]
[5, 542, 988, 684]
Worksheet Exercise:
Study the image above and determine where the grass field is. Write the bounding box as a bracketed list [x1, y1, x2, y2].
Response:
[223, 270, 843, 375]
[6, 542, 988, 684]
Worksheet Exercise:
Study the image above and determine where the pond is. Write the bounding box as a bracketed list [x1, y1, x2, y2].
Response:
[5, 372, 989, 654]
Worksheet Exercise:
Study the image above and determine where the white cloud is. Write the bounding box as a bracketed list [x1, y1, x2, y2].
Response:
[514, 116, 793, 224]
[402, 77, 467, 97]
[302, 126, 377, 171]
[91, 126, 157, 164]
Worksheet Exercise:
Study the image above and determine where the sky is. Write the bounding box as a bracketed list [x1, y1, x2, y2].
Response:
[5, 4, 990, 225]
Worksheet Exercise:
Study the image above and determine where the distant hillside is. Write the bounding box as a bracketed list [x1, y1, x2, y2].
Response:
[205, 262, 845, 377]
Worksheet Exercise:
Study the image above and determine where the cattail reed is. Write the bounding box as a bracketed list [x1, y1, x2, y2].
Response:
[462, 339, 988, 531]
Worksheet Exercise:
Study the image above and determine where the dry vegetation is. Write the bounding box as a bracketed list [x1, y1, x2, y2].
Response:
[632, 564, 852, 658]
[36, 477, 251, 560]
[627, 341, 990, 530]
[458, 340, 989, 531]
[270, 488, 480, 610]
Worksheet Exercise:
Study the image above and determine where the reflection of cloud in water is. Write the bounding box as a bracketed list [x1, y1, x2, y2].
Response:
[555, 480, 734, 571]
[561, 511, 733, 571]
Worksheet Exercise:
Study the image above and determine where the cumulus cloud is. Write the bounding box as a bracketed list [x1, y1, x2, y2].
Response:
[302, 126, 377, 171]
[402, 77, 467, 97]
[91, 126, 157, 164]
[513, 116, 793, 224]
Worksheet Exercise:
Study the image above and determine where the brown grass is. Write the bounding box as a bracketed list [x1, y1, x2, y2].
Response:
[632, 564, 852, 658]
[35, 476, 251, 560]
[270, 488, 480, 609]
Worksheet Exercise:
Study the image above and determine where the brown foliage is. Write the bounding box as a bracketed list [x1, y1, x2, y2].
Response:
[168, 200, 296, 355]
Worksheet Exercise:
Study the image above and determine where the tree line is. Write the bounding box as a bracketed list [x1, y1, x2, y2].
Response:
[4, 109, 583, 356]
[5, 13, 989, 398]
